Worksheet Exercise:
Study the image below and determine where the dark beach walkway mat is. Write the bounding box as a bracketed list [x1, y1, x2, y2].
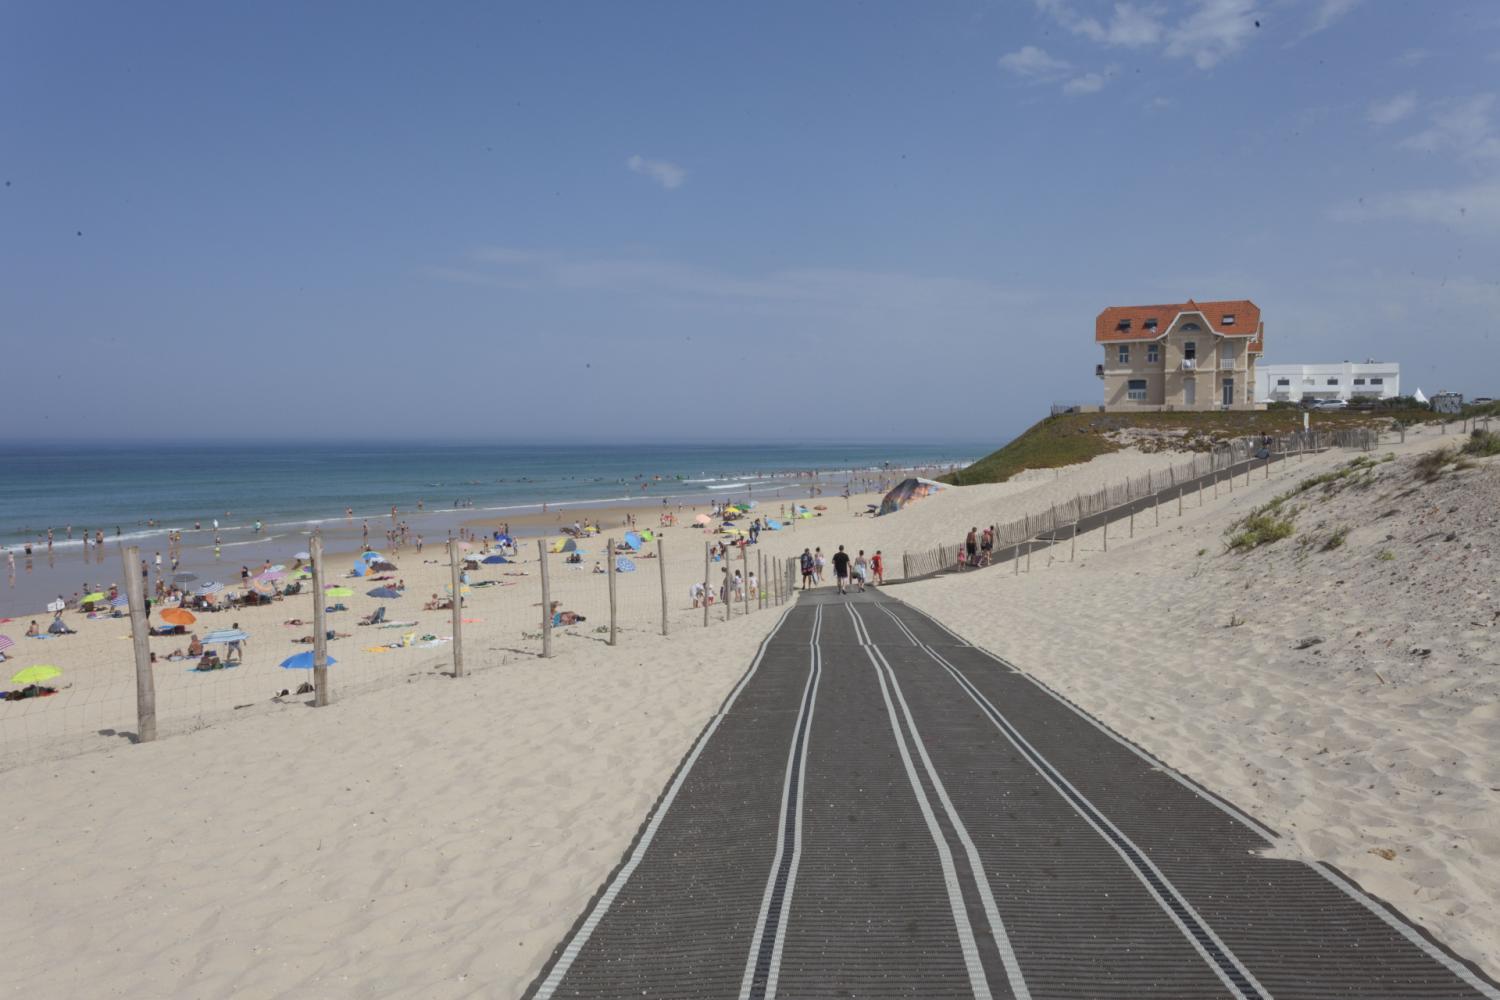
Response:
[524, 591, 1500, 1000]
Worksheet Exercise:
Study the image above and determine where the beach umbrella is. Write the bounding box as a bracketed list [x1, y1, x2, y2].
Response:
[693, 514, 711, 525]
[196, 581, 224, 595]
[161, 608, 195, 626]
[0, 636, 14, 654]
[280, 651, 336, 670]
[351, 562, 367, 577]
[172, 572, 198, 584]
[615, 556, 636, 573]
[10, 665, 60, 686]
[623, 532, 642, 550]
[370, 561, 397, 572]
[360, 551, 384, 563]
[640, 529, 655, 542]
[766, 519, 782, 530]
[109, 595, 129, 608]
[367, 587, 402, 599]
[201, 629, 250, 644]
[495, 533, 514, 546]
[82, 592, 106, 604]
[290, 570, 312, 580]
[481, 555, 509, 564]
[444, 584, 471, 595]
[259, 570, 285, 581]
[324, 587, 353, 598]
[250, 579, 277, 596]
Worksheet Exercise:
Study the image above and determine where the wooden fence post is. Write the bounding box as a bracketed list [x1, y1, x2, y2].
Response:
[310, 536, 330, 705]
[703, 542, 711, 627]
[538, 540, 553, 658]
[1070, 522, 1077, 562]
[1129, 508, 1134, 538]
[1178, 488, 1183, 517]
[1198, 478, 1204, 507]
[658, 536, 669, 635]
[1103, 514, 1109, 552]
[121, 544, 157, 742]
[741, 545, 750, 616]
[606, 537, 618, 646]
[724, 546, 732, 622]
[448, 538, 464, 677]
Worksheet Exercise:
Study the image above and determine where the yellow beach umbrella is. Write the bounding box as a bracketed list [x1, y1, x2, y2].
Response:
[10, 665, 61, 686]
[325, 587, 353, 598]
[82, 592, 106, 604]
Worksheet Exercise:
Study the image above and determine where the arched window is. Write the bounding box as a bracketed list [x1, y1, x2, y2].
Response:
[1181, 322, 1201, 331]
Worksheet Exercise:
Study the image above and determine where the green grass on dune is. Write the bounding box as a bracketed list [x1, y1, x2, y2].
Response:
[945, 408, 1439, 486]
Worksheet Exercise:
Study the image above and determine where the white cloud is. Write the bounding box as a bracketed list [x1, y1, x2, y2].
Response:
[431, 246, 1036, 318]
[1399, 95, 1500, 162]
[1366, 93, 1417, 127]
[1064, 72, 1108, 96]
[1165, 0, 1261, 69]
[626, 154, 687, 190]
[997, 45, 1073, 80]
[1035, 0, 1166, 46]
[1331, 182, 1500, 234]
[1303, 0, 1363, 36]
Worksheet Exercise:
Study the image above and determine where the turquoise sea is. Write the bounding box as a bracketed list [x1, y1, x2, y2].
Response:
[0, 441, 979, 614]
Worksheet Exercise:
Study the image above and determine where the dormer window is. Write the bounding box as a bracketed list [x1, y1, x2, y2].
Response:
[1144, 318, 1158, 331]
[1221, 314, 1236, 325]
[1117, 318, 1132, 331]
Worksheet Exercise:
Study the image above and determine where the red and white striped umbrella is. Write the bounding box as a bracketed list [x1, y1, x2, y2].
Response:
[0, 635, 14, 653]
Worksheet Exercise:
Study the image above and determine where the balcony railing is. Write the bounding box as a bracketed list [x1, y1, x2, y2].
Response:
[1181, 358, 1197, 371]
[1219, 358, 1236, 370]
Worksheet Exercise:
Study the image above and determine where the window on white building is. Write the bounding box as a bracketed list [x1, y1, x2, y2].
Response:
[1276, 378, 1290, 386]
[1354, 378, 1366, 385]
[1371, 377, 1384, 385]
[1118, 345, 1130, 364]
[1127, 379, 1147, 401]
[1327, 378, 1339, 385]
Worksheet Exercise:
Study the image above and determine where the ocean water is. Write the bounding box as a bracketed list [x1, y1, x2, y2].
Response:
[0, 442, 976, 614]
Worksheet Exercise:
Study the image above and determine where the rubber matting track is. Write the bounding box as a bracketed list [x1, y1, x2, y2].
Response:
[524, 591, 1500, 999]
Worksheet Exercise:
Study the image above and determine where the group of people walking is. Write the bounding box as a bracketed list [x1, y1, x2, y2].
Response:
[798, 546, 882, 594]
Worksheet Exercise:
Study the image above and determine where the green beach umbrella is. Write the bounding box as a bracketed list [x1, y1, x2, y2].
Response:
[325, 587, 353, 598]
[10, 665, 61, 687]
[82, 592, 106, 603]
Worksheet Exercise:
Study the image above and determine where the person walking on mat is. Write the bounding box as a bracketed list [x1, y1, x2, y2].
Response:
[831, 545, 852, 595]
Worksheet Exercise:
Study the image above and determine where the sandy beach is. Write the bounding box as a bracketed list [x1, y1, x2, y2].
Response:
[3, 429, 1496, 996]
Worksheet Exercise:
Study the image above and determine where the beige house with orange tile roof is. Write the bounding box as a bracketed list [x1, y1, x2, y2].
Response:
[1096, 299, 1265, 411]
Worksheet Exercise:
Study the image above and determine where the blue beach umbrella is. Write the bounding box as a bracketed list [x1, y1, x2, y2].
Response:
[351, 562, 367, 577]
[367, 587, 402, 599]
[361, 551, 384, 563]
[766, 519, 782, 530]
[196, 581, 224, 595]
[615, 556, 636, 573]
[201, 629, 250, 644]
[109, 595, 129, 608]
[623, 531, 642, 550]
[280, 651, 336, 670]
[481, 555, 509, 564]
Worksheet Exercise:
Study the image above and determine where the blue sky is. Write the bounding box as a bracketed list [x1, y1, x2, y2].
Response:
[3, 1, 1498, 443]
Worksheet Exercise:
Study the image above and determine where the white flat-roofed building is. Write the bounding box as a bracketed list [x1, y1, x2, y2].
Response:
[1255, 361, 1400, 404]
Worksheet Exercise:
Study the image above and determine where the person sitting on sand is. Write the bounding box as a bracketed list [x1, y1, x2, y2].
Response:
[25, 620, 40, 637]
[194, 651, 224, 671]
[549, 601, 586, 626]
[423, 593, 450, 611]
[592, 561, 605, 574]
[187, 633, 203, 657]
